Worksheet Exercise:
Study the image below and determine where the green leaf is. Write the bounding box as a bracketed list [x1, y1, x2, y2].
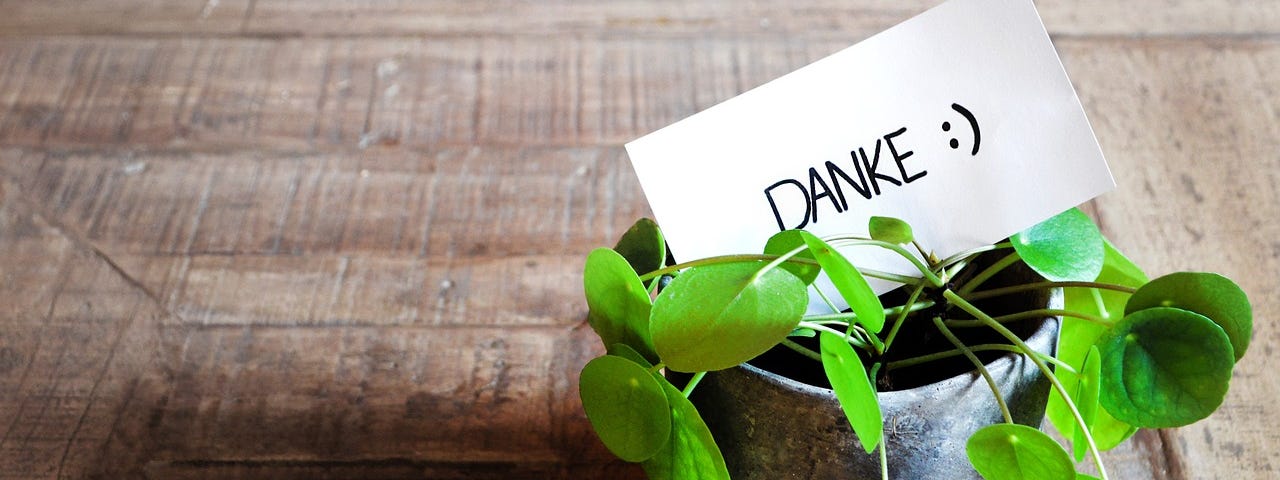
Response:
[1077, 475, 1102, 480]
[1097, 307, 1235, 428]
[966, 424, 1075, 480]
[641, 377, 731, 480]
[764, 230, 820, 285]
[820, 331, 882, 453]
[615, 218, 667, 277]
[1072, 345, 1102, 462]
[868, 216, 913, 245]
[1011, 208, 1104, 282]
[608, 343, 653, 368]
[1125, 272, 1252, 361]
[579, 355, 672, 462]
[585, 248, 659, 363]
[650, 261, 807, 372]
[1048, 239, 1141, 450]
[799, 232, 886, 332]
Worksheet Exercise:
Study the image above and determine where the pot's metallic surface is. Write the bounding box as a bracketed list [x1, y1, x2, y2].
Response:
[688, 288, 1062, 480]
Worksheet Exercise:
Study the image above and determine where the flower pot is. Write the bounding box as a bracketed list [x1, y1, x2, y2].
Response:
[683, 266, 1062, 479]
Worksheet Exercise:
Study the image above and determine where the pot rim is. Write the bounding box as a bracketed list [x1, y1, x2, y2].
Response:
[735, 288, 1062, 401]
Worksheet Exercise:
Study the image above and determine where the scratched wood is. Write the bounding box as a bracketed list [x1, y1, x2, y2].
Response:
[0, 1, 1278, 36]
[0, 1, 1278, 479]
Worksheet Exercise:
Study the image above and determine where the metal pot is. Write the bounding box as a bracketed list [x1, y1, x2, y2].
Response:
[686, 287, 1062, 479]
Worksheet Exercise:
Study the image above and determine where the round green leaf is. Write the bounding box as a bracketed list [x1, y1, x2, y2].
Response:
[585, 248, 658, 362]
[1097, 307, 1234, 428]
[967, 424, 1075, 480]
[800, 232, 885, 332]
[579, 355, 671, 462]
[820, 331, 882, 454]
[868, 216, 914, 245]
[641, 376, 731, 480]
[1048, 239, 1142, 450]
[615, 218, 667, 277]
[1125, 272, 1252, 361]
[764, 230, 820, 285]
[1011, 208, 1104, 282]
[650, 261, 807, 372]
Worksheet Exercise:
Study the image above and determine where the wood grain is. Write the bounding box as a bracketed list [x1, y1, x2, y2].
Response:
[1, 1, 1277, 37]
[0, 0, 1277, 478]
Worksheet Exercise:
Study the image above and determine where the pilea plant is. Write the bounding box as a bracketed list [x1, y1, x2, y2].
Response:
[578, 209, 1251, 480]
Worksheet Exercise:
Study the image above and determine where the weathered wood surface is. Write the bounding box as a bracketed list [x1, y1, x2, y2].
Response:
[0, 1, 1277, 479]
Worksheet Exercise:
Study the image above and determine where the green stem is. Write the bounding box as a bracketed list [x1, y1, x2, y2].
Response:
[956, 252, 1020, 295]
[638, 254, 818, 282]
[813, 284, 841, 313]
[879, 440, 889, 480]
[885, 344, 1077, 374]
[932, 316, 1013, 423]
[798, 322, 870, 350]
[682, 371, 707, 398]
[648, 362, 666, 375]
[944, 291, 1110, 480]
[882, 281, 928, 352]
[933, 242, 1012, 273]
[804, 300, 935, 324]
[963, 281, 1137, 302]
[781, 338, 823, 362]
[827, 237, 943, 287]
[912, 239, 931, 265]
[858, 268, 922, 285]
[945, 309, 1112, 328]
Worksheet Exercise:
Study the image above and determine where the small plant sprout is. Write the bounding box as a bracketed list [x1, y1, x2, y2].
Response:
[578, 210, 1251, 480]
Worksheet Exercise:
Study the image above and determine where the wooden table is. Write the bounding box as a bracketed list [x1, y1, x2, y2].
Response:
[0, 1, 1276, 478]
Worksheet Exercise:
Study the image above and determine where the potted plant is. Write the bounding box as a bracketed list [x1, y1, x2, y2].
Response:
[577, 209, 1251, 480]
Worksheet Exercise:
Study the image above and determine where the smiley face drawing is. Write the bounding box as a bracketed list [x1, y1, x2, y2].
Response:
[941, 103, 980, 156]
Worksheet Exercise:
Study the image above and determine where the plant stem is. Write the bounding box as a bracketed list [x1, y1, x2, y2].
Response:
[781, 338, 823, 362]
[944, 291, 1110, 480]
[945, 309, 1112, 328]
[885, 344, 1077, 375]
[912, 239, 931, 264]
[963, 281, 1137, 302]
[682, 371, 707, 398]
[813, 284, 841, 313]
[932, 317, 1013, 423]
[638, 254, 818, 282]
[933, 242, 1012, 273]
[804, 300, 935, 324]
[648, 362, 666, 375]
[798, 322, 871, 350]
[827, 237, 943, 287]
[955, 252, 1020, 295]
[882, 281, 928, 352]
[879, 440, 889, 480]
[858, 268, 921, 285]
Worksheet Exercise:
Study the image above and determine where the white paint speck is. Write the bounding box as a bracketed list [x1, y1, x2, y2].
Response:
[122, 162, 147, 175]
[377, 59, 400, 79]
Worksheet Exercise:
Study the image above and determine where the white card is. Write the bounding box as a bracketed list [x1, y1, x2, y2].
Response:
[625, 0, 1114, 312]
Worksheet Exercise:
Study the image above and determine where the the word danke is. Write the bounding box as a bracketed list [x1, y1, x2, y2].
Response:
[763, 127, 927, 231]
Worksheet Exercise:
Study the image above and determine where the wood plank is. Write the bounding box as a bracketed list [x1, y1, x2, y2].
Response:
[0, 1, 1277, 37]
[0, 179, 639, 478]
[0, 147, 647, 257]
[3, 36, 1279, 154]
[1081, 38, 1280, 478]
[0, 146, 651, 328]
[0, 35, 820, 150]
[0, 0, 250, 36]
